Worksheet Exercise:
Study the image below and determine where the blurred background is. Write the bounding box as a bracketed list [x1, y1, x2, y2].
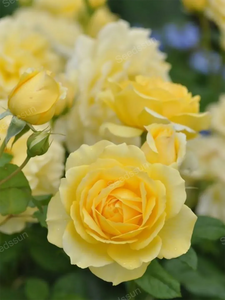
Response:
[1, 0, 224, 110]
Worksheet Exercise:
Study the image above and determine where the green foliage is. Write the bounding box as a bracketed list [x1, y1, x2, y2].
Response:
[0, 164, 32, 215]
[5, 117, 27, 144]
[192, 216, 225, 244]
[25, 278, 50, 300]
[0, 153, 13, 167]
[135, 259, 181, 299]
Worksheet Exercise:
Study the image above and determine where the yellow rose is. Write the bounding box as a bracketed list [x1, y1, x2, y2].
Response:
[47, 141, 197, 285]
[208, 94, 225, 136]
[196, 182, 225, 223]
[62, 21, 170, 151]
[88, 0, 106, 8]
[86, 6, 117, 37]
[103, 76, 210, 139]
[0, 207, 37, 234]
[15, 8, 82, 50]
[182, 0, 207, 12]
[54, 74, 76, 116]
[0, 17, 62, 99]
[142, 124, 186, 166]
[8, 69, 67, 125]
[33, 0, 84, 17]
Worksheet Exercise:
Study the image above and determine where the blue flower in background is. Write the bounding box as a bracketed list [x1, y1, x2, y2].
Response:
[189, 50, 222, 74]
[164, 23, 200, 50]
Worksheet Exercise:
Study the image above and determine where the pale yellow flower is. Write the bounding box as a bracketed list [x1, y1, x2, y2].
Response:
[88, 0, 106, 8]
[0, 17, 62, 99]
[182, 0, 207, 12]
[15, 8, 82, 51]
[8, 69, 67, 125]
[33, 0, 85, 18]
[12, 134, 65, 196]
[60, 20, 170, 151]
[196, 183, 225, 223]
[103, 76, 210, 139]
[208, 94, 225, 136]
[47, 141, 197, 285]
[0, 207, 38, 235]
[181, 135, 225, 182]
[141, 124, 186, 166]
[86, 6, 117, 38]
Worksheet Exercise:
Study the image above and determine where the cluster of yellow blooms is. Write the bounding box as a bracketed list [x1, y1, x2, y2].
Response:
[0, 0, 217, 285]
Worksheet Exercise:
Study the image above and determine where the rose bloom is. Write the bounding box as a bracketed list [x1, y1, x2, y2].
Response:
[15, 8, 82, 51]
[181, 135, 225, 183]
[47, 141, 197, 285]
[103, 76, 210, 138]
[0, 207, 37, 235]
[33, 0, 84, 18]
[182, 0, 207, 12]
[0, 17, 62, 99]
[88, 0, 106, 8]
[141, 124, 186, 166]
[85, 6, 117, 38]
[196, 182, 225, 223]
[208, 94, 225, 136]
[8, 69, 67, 125]
[56, 20, 170, 151]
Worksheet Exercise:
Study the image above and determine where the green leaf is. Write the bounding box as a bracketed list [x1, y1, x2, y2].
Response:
[135, 260, 181, 299]
[0, 110, 11, 121]
[52, 273, 88, 300]
[192, 216, 225, 244]
[0, 288, 25, 300]
[28, 226, 70, 272]
[33, 206, 47, 228]
[33, 194, 52, 206]
[164, 256, 225, 299]
[0, 153, 13, 167]
[0, 164, 32, 215]
[11, 124, 30, 147]
[178, 247, 198, 270]
[5, 116, 26, 144]
[25, 278, 49, 300]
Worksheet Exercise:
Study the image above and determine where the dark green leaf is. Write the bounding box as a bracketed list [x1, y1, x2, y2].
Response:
[33, 194, 52, 206]
[178, 247, 198, 270]
[0, 153, 13, 167]
[5, 116, 26, 144]
[33, 206, 47, 228]
[164, 257, 225, 299]
[52, 273, 88, 300]
[0, 164, 32, 215]
[25, 278, 49, 300]
[192, 216, 225, 243]
[135, 260, 181, 299]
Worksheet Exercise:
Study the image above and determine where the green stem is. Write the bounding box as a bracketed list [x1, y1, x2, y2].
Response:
[84, 0, 94, 16]
[0, 156, 30, 186]
[0, 137, 7, 158]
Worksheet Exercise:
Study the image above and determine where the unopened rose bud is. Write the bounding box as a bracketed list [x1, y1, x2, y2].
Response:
[8, 69, 67, 125]
[27, 131, 51, 158]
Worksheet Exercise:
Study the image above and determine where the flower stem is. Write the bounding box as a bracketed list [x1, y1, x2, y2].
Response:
[0, 156, 30, 186]
[0, 137, 7, 158]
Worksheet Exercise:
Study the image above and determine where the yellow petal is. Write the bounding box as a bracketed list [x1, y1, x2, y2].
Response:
[158, 205, 197, 259]
[63, 221, 112, 268]
[66, 141, 113, 171]
[90, 262, 149, 286]
[47, 192, 70, 248]
[107, 236, 162, 270]
[148, 164, 186, 219]
[101, 123, 143, 138]
[170, 112, 211, 132]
